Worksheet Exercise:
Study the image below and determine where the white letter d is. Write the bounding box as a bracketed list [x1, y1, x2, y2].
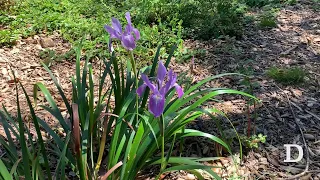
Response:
[284, 144, 303, 162]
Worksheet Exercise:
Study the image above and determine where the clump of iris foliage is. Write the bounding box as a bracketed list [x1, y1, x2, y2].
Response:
[0, 12, 258, 180]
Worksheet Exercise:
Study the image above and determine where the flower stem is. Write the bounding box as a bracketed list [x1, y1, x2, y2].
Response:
[130, 51, 139, 124]
[156, 115, 165, 180]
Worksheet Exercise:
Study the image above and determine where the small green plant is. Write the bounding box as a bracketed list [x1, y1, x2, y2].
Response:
[238, 59, 260, 137]
[39, 48, 76, 66]
[267, 67, 306, 85]
[0, 29, 18, 46]
[39, 49, 57, 66]
[241, 134, 267, 149]
[285, 0, 297, 5]
[259, 11, 277, 28]
[312, 0, 320, 11]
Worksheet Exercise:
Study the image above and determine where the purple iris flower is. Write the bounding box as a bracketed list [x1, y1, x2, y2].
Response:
[104, 12, 140, 51]
[137, 61, 184, 117]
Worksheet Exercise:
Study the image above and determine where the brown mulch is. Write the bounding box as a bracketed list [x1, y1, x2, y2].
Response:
[1, 1, 320, 179]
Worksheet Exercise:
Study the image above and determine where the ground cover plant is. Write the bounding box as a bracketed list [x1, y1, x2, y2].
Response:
[0, 0, 252, 61]
[0, 12, 258, 180]
[267, 66, 306, 85]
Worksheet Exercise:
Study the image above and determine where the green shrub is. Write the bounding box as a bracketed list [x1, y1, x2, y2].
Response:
[267, 67, 306, 85]
[259, 10, 278, 28]
[1, 0, 249, 54]
[178, 0, 245, 40]
[241, 0, 291, 8]
[1, 0, 183, 61]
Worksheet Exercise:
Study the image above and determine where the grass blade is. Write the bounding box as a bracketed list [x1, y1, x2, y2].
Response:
[21, 82, 52, 180]
[15, 78, 32, 179]
[0, 159, 12, 180]
[34, 82, 70, 132]
[55, 132, 71, 180]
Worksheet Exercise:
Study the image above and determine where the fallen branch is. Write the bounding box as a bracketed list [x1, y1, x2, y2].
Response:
[274, 84, 310, 180]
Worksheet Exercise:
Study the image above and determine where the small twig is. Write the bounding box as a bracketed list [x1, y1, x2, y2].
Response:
[98, 113, 134, 131]
[274, 84, 310, 180]
[100, 161, 123, 180]
[290, 101, 303, 112]
[280, 45, 298, 56]
[305, 110, 320, 122]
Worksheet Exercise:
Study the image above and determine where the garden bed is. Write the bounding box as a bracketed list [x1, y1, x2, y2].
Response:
[1, 0, 320, 179]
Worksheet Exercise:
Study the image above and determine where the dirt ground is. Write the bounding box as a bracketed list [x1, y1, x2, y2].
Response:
[0, 1, 320, 179]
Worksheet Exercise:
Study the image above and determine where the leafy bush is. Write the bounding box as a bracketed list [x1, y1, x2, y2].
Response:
[1, 0, 250, 57]
[0, 0, 183, 61]
[267, 67, 306, 85]
[259, 11, 278, 28]
[178, 0, 245, 40]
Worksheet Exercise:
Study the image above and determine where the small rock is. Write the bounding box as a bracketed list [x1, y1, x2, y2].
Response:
[68, 171, 76, 177]
[40, 38, 55, 48]
[227, 165, 236, 174]
[220, 158, 229, 166]
[267, 114, 276, 120]
[212, 167, 222, 175]
[238, 169, 245, 176]
[203, 146, 209, 155]
[26, 37, 37, 44]
[10, 48, 20, 54]
[259, 157, 268, 165]
[35, 44, 43, 50]
[33, 35, 40, 40]
[304, 134, 315, 140]
[307, 102, 314, 107]
[267, 119, 276, 123]
[184, 174, 196, 180]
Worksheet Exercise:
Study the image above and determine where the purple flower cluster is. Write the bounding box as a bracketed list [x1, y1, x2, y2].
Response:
[104, 12, 140, 51]
[137, 61, 184, 117]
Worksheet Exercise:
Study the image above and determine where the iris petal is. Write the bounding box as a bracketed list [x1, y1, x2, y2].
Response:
[124, 24, 132, 35]
[174, 83, 184, 98]
[133, 28, 140, 40]
[104, 25, 118, 39]
[121, 34, 136, 51]
[164, 70, 174, 93]
[111, 17, 122, 34]
[137, 84, 147, 97]
[157, 61, 167, 86]
[149, 93, 165, 117]
[141, 74, 157, 92]
[125, 12, 132, 25]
